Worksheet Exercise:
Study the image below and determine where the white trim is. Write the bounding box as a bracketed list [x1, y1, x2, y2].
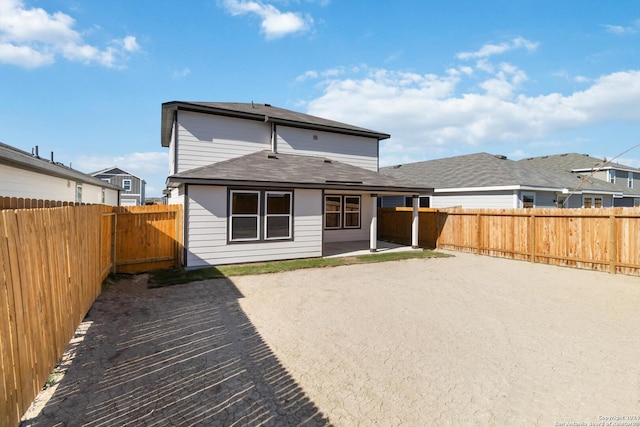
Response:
[264, 191, 292, 240]
[229, 190, 260, 241]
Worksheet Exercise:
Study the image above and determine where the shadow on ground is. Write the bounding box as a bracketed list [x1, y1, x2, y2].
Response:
[21, 275, 331, 426]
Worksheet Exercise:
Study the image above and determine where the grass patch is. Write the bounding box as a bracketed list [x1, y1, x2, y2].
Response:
[149, 249, 451, 288]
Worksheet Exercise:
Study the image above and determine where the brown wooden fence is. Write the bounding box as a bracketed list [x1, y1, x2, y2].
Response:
[0, 196, 86, 210]
[0, 203, 183, 426]
[379, 207, 640, 276]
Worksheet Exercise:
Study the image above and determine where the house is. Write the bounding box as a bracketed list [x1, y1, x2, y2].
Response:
[161, 101, 431, 267]
[380, 152, 623, 209]
[91, 167, 146, 206]
[0, 141, 121, 205]
[519, 153, 640, 207]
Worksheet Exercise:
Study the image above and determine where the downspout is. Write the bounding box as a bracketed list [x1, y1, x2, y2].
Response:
[267, 117, 277, 153]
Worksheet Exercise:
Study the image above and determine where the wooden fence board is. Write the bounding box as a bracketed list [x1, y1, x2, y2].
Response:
[379, 207, 640, 276]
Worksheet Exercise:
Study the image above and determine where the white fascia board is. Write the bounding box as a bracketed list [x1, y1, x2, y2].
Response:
[433, 185, 564, 193]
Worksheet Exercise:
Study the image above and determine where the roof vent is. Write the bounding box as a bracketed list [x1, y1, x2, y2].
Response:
[324, 159, 332, 163]
[495, 154, 507, 160]
[393, 164, 402, 169]
[267, 154, 278, 159]
[264, 103, 272, 107]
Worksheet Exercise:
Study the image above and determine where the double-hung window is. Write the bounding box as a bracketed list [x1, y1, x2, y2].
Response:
[265, 192, 292, 240]
[324, 195, 361, 229]
[123, 179, 132, 192]
[229, 190, 293, 242]
[230, 191, 260, 241]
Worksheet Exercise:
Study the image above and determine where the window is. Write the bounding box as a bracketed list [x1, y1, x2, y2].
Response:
[522, 193, 535, 208]
[101, 178, 111, 183]
[556, 196, 567, 208]
[76, 184, 82, 203]
[609, 170, 616, 184]
[230, 191, 260, 241]
[629, 172, 634, 189]
[123, 179, 132, 191]
[324, 196, 342, 229]
[265, 192, 292, 239]
[324, 195, 361, 229]
[101, 188, 105, 204]
[583, 196, 603, 208]
[229, 190, 293, 242]
[344, 196, 361, 228]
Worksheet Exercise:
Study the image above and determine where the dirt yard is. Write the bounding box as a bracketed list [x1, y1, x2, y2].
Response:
[23, 251, 640, 426]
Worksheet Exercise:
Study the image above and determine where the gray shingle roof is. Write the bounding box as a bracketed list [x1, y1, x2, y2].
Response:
[520, 153, 640, 173]
[520, 153, 640, 196]
[168, 150, 431, 193]
[0, 141, 122, 190]
[161, 101, 390, 147]
[380, 152, 623, 194]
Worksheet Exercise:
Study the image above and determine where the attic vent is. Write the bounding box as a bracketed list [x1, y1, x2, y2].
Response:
[323, 159, 332, 163]
[267, 154, 278, 159]
[393, 164, 402, 169]
[494, 154, 507, 160]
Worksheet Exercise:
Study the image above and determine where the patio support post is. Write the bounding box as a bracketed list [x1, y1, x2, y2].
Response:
[370, 194, 378, 252]
[412, 195, 420, 249]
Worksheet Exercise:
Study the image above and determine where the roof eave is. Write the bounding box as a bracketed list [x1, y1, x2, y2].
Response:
[167, 176, 431, 194]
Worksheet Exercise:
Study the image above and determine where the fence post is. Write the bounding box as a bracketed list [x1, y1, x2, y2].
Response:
[530, 213, 536, 263]
[476, 213, 482, 255]
[609, 214, 616, 274]
[111, 212, 117, 274]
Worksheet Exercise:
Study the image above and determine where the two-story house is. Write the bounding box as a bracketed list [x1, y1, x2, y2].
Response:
[161, 101, 431, 267]
[91, 167, 146, 206]
[519, 153, 640, 207]
[0, 141, 121, 205]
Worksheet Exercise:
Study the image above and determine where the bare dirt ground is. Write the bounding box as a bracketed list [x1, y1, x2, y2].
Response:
[22, 252, 640, 426]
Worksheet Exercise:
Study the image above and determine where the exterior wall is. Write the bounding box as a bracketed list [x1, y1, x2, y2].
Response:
[323, 192, 373, 243]
[185, 185, 323, 267]
[431, 190, 516, 209]
[517, 191, 557, 208]
[277, 126, 379, 171]
[80, 183, 119, 205]
[176, 111, 270, 173]
[580, 193, 614, 208]
[0, 163, 77, 201]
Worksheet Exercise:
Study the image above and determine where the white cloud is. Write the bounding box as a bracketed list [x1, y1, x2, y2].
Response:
[304, 62, 640, 161]
[457, 37, 538, 60]
[603, 19, 640, 35]
[0, 0, 139, 68]
[221, 0, 312, 40]
[172, 67, 191, 79]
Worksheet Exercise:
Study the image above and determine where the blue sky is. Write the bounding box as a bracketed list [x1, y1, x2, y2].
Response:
[1, 0, 640, 197]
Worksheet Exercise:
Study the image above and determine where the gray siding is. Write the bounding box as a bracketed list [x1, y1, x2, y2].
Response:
[431, 191, 516, 208]
[176, 111, 270, 173]
[277, 126, 379, 171]
[185, 186, 323, 267]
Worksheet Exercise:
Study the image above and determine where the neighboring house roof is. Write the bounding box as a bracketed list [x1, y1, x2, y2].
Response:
[167, 150, 431, 194]
[161, 101, 391, 148]
[520, 153, 640, 197]
[380, 152, 623, 195]
[0, 141, 121, 191]
[520, 152, 640, 174]
[91, 166, 146, 183]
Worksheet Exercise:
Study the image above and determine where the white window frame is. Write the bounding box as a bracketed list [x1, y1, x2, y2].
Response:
[229, 190, 260, 242]
[583, 195, 603, 208]
[628, 172, 634, 189]
[76, 184, 82, 203]
[123, 179, 132, 191]
[521, 192, 535, 208]
[264, 191, 292, 240]
[343, 196, 361, 229]
[609, 170, 616, 184]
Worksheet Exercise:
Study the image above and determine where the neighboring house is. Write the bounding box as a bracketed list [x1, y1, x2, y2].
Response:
[91, 167, 146, 206]
[0, 141, 121, 205]
[519, 153, 640, 207]
[161, 101, 431, 267]
[381, 152, 623, 209]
